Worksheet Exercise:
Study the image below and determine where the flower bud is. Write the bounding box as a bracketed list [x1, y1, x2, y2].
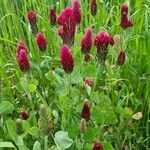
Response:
[36, 32, 47, 51]
[21, 111, 29, 120]
[81, 99, 90, 121]
[80, 118, 87, 133]
[93, 141, 103, 150]
[91, 0, 97, 16]
[50, 8, 57, 26]
[117, 50, 125, 65]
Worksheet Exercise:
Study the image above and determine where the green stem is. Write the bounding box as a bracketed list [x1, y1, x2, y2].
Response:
[44, 135, 48, 150]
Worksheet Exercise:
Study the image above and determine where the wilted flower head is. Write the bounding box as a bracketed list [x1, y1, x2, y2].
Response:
[73, 0, 81, 25]
[28, 10, 37, 24]
[81, 27, 93, 54]
[60, 45, 74, 73]
[36, 32, 47, 51]
[93, 141, 103, 150]
[16, 119, 25, 135]
[91, 0, 97, 16]
[50, 8, 57, 26]
[17, 49, 30, 71]
[57, 7, 76, 46]
[80, 118, 87, 133]
[114, 35, 121, 51]
[84, 53, 92, 62]
[117, 50, 125, 65]
[21, 111, 29, 120]
[81, 99, 90, 121]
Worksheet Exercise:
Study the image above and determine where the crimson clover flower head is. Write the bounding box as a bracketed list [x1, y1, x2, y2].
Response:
[121, 3, 128, 16]
[21, 111, 29, 120]
[60, 45, 74, 73]
[57, 7, 76, 46]
[36, 32, 47, 51]
[50, 8, 57, 26]
[73, 0, 81, 25]
[28, 10, 37, 24]
[81, 27, 93, 54]
[81, 99, 90, 121]
[94, 31, 111, 51]
[117, 50, 125, 65]
[17, 49, 30, 71]
[91, 0, 97, 16]
[120, 16, 133, 29]
[93, 141, 103, 150]
[16, 41, 27, 57]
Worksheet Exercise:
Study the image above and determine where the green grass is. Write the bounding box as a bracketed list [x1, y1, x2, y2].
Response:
[0, 0, 150, 149]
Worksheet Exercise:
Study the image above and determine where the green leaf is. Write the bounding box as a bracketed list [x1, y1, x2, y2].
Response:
[103, 142, 114, 150]
[33, 141, 41, 150]
[0, 142, 15, 148]
[28, 84, 37, 93]
[0, 101, 14, 116]
[82, 65, 97, 78]
[54, 131, 74, 150]
[45, 71, 56, 82]
[6, 119, 16, 142]
[28, 126, 39, 136]
[68, 124, 79, 139]
[83, 128, 96, 142]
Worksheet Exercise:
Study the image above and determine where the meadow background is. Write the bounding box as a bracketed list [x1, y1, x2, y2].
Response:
[0, 0, 150, 150]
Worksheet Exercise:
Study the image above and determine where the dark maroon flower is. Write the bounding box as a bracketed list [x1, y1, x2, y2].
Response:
[57, 7, 76, 46]
[120, 15, 133, 29]
[50, 8, 57, 26]
[121, 3, 128, 17]
[16, 41, 27, 57]
[84, 78, 94, 86]
[91, 0, 97, 16]
[21, 111, 29, 120]
[81, 27, 93, 54]
[93, 141, 103, 150]
[73, 0, 81, 25]
[81, 100, 90, 121]
[117, 50, 125, 65]
[17, 49, 30, 71]
[36, 33, 47, 51]
[60, 45, 74, 73]
[28, 10, 37, 24]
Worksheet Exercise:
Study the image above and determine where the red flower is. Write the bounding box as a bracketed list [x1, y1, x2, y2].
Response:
[17, 49, 30, 71]
[91, 0, 97, 16]
[60, 45, 74, 73]
[50, 8, 57, 26]
[81, 100, 90, 121]
[16, 41, 27, 57]
[121, 3, 128, 17]
[21, 111, 29, 120]
[81, 27, 93, 54]
[117, 50, 125, 65]
[28, 10, 37, 24]
[36, 33, 47, 51]
[120, 15, 133, 29]
[57, 7, 76, 46]
[94, 31, 111, 50]
[93, 141, 103, 150]
[84, 78, 94, 86]
[73, 0, 81, 25]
